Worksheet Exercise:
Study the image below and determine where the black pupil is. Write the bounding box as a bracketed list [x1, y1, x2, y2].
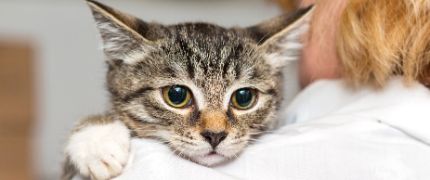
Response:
[168, 86, 188, 105]
[235, 88, 253, 107]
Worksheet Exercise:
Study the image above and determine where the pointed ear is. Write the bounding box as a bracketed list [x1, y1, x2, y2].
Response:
[247, 6, 314, 71]
[86, 0, 154, 64]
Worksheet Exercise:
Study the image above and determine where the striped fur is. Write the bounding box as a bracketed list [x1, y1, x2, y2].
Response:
[63, 1, 312, 179]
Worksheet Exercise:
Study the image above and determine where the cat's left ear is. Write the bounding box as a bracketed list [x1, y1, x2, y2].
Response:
[86, 0, 155, 64]
[247, 6, 314, 70]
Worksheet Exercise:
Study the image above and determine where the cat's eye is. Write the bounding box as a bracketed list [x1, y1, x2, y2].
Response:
[231, 88, 257, 110]
[162, 85, 192, 108]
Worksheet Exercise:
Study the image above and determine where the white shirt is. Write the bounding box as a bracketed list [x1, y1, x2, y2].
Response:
[116, 78, 430, 180]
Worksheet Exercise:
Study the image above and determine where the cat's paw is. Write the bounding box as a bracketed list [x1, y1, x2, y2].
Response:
[65, 121, 130, 180]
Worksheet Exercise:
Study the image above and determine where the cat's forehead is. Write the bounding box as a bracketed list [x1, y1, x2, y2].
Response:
[158, 24, 261, 79]
[166, 23, 243, 40]
[147, 23, 260, 80]
[162, 23, 256, 51]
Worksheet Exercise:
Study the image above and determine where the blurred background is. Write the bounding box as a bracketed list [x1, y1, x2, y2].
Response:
[0, 0, 292, 179]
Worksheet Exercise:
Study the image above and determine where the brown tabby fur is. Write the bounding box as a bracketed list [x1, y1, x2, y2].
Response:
[62, 0, 313, 179]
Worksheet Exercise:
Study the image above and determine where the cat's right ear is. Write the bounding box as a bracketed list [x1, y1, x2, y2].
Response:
[246, 6, 314, 71]
[86, 0, 154, 64]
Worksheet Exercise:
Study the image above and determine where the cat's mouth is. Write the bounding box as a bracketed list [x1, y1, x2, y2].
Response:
[169, 131, 250, 166]
[206, 151, 218, 156]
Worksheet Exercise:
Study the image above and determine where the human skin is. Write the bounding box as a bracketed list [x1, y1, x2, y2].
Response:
[298, 0, 347, 87]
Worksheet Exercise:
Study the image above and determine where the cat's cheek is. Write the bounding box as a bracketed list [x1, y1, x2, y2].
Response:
[217, 141, 248, 158]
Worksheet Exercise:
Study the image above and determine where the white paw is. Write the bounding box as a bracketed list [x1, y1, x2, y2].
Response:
[65, 121, 130, 180]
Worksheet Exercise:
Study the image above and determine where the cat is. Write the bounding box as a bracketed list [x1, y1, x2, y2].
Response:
[62, 0, 313, 179]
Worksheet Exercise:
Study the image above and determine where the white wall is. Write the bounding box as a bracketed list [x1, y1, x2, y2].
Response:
[0, 0, 281, 179]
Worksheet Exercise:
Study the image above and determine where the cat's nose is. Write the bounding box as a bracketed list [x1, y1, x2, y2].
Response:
[200, 131, 227, 149]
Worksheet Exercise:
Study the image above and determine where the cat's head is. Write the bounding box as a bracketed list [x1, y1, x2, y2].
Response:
[87, 0, 313, 166]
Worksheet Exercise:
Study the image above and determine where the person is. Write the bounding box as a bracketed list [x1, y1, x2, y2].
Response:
[277, 0, 430, 88]
[115, 0, 430, 179]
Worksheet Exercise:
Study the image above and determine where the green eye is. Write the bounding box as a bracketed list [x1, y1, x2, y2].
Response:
[162, 85, 192, 108]
[231, 88, 257, 110]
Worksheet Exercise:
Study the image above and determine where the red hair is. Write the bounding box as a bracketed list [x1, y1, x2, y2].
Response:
[275, 0, 430, 88]
[338, 0, 430, 87]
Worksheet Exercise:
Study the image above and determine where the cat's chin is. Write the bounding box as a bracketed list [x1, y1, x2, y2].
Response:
[190, 153, 229, 166]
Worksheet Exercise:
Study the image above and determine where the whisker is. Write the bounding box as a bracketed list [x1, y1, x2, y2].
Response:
[248, 138, 264, 143]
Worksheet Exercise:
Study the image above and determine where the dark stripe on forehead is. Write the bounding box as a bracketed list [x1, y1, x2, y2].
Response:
[201, 59, 209, 76]
[234, 63, 242, 80]
[222, 43, 244, 79]
[164, 66, 177, 78]
[186, 58, 195, 79]
[222, 59, 232, 79]
[248, 69, 257, 80]
[176, 34, 196, 79]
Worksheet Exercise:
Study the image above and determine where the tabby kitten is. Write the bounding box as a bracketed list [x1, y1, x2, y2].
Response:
[63, 0, 313, 179]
